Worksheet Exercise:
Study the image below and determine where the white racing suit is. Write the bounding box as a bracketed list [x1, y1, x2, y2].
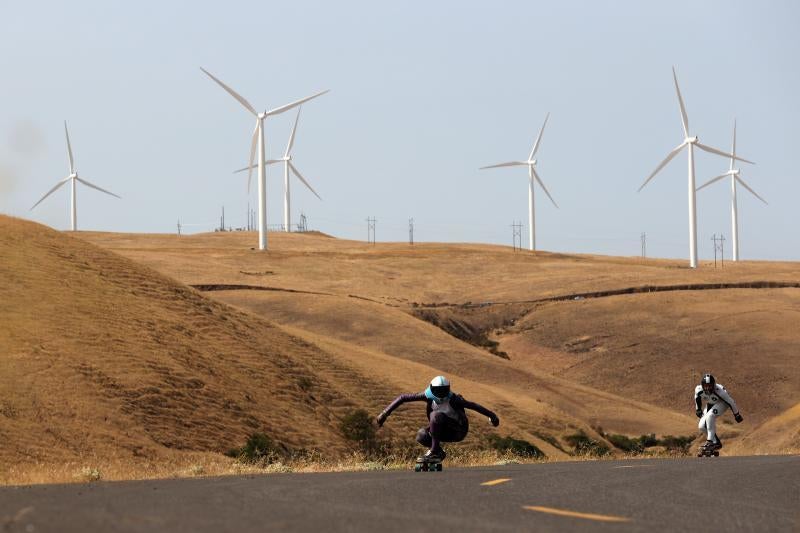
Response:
[695, 384, 739, 444]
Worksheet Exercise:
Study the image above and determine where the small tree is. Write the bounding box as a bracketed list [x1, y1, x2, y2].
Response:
[339, 409, 376, 450]
[226, 433, 281, 464]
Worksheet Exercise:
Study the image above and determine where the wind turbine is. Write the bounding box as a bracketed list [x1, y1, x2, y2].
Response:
[30, 121, 120, 231]
[234, 106, 322, 232]
[697, 120, 767, 261]
[480, 113, 558, 251]
[201, 67, 328, 250]
[638, 67, 754, 268]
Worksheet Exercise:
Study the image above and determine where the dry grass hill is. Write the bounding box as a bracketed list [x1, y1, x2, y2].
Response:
[2, 217, 798, 483]
[78, 230, 799, 449]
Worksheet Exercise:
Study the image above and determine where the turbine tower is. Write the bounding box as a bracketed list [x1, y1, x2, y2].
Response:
[638, 67, 754, 268]
[234, 106, 322, 232]
[201, 67, 328, 250]
[697, 120, 767, 261]
[30, 121, 120, 231]
[480, 113, 558, 251]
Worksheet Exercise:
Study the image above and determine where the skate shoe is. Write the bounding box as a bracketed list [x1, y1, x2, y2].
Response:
[420, 448, 445, 462]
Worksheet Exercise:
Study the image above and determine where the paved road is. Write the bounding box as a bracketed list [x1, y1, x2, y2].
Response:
[1, 456, 798, 532]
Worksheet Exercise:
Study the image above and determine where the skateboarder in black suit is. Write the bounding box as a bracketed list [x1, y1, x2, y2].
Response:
[376, 376, 500, 462]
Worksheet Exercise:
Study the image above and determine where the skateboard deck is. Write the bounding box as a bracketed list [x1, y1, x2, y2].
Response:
[697, 446, 720, 457]
[414, 460, 443, 472]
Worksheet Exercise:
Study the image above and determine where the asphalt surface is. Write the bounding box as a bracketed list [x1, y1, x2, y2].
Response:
[1, 456, 798, 532]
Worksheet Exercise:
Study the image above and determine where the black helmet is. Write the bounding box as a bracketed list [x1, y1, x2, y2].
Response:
[701, 374, 716, 394]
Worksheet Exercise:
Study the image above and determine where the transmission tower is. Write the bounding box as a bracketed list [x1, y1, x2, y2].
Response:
[511, 221, 523, 251]
[711, 234, 726, 268]
[366, 217, 377, 244]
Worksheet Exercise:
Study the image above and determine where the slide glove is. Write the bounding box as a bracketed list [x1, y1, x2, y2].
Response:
[695, 409, 703, 418]
[734, 412, 743, 423]
[490, 414, 500, 427]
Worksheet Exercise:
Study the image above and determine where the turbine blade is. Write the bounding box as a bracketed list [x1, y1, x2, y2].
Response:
[288, 162, 322, 201]
[234, 160, 282, 174]
[730, 119, 737, 171]
[479, 161, 528, 170]
[286, 106, 301, 157]
[248, 121, 258, 193]
[696, 172, 733, 192]
[30, 177, 70, 210]
[64, 121, 75, 174]
[695, 142, 754, 164]
[638, 142, 686, 192]
[76, 177, 121, 199]
[265, 89, 329, 117]
[200, 67, 257, 116]
[529, 112, 550, 160]
[735, 175, 768, 204]
[672, 66, 689, 137]
[532, 167, 558, 208]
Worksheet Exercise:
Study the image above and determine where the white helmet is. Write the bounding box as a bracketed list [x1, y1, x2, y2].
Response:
[427, 375, 451, 400]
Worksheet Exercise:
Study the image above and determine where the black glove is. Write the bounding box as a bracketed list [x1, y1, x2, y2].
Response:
[490, 415, 500, 427]
[734, 412, 743, 423]
[696, 409, 703, 418]
[375, 413, 387, 427]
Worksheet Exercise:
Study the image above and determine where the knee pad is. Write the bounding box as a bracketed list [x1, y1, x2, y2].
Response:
[416, 428, 431, 445]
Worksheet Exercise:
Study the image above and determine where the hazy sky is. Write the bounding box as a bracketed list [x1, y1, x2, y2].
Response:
[1, 1, 798, 261]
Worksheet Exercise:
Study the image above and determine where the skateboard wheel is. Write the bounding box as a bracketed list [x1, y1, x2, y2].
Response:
[414, 464, 422, 472]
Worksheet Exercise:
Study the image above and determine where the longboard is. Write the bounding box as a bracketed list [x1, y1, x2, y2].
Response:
[414, 460, 443, 472]
[697, 446, 720, 457]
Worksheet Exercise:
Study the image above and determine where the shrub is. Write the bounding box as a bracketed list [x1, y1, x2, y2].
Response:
[606, 433, 643, 453]
[339, 409, 376, 449]
[76, 467, 102, 482]
[564, 431, 610, 456]
[226, 433, 282, 464]
[660, 435, 694, 453]
[296, 376, 314, 391]
[486, 435, 545, 458]
[605, 433, 694, 455]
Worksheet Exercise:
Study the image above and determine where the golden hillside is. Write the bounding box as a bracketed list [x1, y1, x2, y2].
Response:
[0, 216, 415, 481]
[5, 217, 697, 484]
[79, 229, 800, 455]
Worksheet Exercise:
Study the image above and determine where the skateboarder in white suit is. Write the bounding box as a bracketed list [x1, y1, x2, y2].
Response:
[695, 374, 743, 450]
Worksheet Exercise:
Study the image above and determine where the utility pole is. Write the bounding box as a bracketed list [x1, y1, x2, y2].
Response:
[177, 218, 181, 236]
[299, 212, 308, 232]
[711, 234, 726, 268]
[409, 218, 414, 246]
[511, 221, 522, 251]
[366, 217, 376, 245]
[641, 232, 647, 259]
[712, 234, 717, 268]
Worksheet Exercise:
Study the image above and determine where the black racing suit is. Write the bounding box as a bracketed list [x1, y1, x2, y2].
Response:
[378, 392, 497, 451]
